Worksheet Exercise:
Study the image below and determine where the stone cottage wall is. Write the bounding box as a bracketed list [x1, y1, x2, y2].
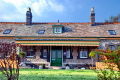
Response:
[21, 46, 97, 68]
[63, 46, 97, 68]
[22, 46, 50, 67]
[100, 39, 120, 49]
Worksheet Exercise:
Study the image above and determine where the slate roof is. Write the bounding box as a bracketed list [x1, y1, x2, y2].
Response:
[0, 22, 120, 38]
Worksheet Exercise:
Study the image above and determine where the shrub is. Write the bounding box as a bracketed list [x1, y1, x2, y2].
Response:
[90, 49, 120, 80]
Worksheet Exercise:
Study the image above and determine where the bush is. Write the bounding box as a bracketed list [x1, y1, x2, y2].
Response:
[96, 69, 119, 80]
[90, 49, 120, 80]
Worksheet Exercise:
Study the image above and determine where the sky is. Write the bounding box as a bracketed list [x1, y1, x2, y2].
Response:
[0, 0, 120, 22]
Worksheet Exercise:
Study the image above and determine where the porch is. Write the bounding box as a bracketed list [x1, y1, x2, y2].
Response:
[16, 38, 99, 69]
[19, 46, 98, 69]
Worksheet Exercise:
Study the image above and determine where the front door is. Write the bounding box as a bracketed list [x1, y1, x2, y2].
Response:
[51, 47, 62, 66]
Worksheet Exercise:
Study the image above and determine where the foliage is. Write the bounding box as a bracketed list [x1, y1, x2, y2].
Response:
[105, 14, 120, 23]
[95, 69, 119, 80]
[0, 69, 97, 80]
[0, 42, 20, 80]
[19, 52, 25, 58]
[89, 48, 120, 80]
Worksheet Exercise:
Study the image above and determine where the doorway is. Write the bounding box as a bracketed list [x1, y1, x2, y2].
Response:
[51, 46, 62, 66]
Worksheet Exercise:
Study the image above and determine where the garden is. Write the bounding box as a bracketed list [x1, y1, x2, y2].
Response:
[0, 69, 97, 80]
[0, 42, 120, 80]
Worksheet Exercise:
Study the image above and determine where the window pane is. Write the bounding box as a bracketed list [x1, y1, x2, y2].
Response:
[57, 50, 62, 58]
[63, 47, 71, 58]
[27, 51, 30, 56]
[51, 51, 56, 58]
[27, 51, 35, 56]
[43, 49, 47, 58]
[83, 51, 88, 57]
[37, 30, 45, 34]
[31, 51, 35, 56]
[3, 29, 12, 34]
[54, 27, 62, 33]
[80, 51, 83, 58]
[108, 30, 116, 35]
[66, 49, 70, 58]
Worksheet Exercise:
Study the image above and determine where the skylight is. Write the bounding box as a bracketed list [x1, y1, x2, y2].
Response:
[37, 30, 45, 34]
[3, 29, 12, 34]
[108, 30, 116, 35]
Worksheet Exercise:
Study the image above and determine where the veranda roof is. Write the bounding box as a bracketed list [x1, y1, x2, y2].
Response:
[16, 40, 100, 46]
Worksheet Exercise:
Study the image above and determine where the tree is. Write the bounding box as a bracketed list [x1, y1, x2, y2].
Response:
[90, 48, 120, 80]
[105, 14, 120, 23]
[0, 42, 20, 80]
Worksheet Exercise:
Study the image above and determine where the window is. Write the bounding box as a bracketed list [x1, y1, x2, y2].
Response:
[26, 51, 35, 57]
[26, 47, 35, 58]
[53, 27, 62, 33]
[109, 45, 116, 50]
[3, 29, 12, 34]
[37, 30, 45, 34]
[40, 46, 49, 58]
[78, 48, 89, 59]
[63, 47, 72, 59]
[108, 30, 116, 35]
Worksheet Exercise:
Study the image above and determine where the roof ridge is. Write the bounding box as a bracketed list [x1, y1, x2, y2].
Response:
[0, 22, 120, 25]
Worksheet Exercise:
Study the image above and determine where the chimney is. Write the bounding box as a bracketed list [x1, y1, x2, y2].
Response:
[58, 19, 59, 23]
[90, 7, 95, 25]
[26, 8, 32, 25]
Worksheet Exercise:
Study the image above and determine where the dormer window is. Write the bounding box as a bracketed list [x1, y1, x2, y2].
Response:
[108, 30, 116, 35]
[53, 27, 62, 33]
[3, 29, 12, 34]
[52, 25, 63, 34]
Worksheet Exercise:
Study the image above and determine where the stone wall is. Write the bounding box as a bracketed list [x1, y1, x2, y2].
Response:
[21, 46, 97, 68]
[100, 39, 120, 49]
[63, 46, 97, 67]
[22, 46, 50, 67]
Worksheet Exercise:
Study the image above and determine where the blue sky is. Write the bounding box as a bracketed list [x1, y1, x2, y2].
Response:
[0, 0, 120, 22]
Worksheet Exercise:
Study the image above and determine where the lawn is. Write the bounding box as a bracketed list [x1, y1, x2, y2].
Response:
[0, 69, 97, 80]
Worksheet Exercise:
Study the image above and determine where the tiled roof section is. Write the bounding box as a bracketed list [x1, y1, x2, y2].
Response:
[0, 22, 120, 37]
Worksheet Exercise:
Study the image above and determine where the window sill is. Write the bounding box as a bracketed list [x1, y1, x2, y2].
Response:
[80, 57, 88, 58]
[77, 57, 89, 59]
[26, 56, 35, 58]
[54, 32, 62, 34]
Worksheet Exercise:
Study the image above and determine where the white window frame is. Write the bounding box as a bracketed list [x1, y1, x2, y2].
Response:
[54, 27, 62, 33]
[79, 49, 88, 58]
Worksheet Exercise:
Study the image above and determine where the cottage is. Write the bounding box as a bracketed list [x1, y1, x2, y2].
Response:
[0, 8, 120, 69]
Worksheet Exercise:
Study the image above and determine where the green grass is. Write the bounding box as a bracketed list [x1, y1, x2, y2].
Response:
[0, 69, 97, 80]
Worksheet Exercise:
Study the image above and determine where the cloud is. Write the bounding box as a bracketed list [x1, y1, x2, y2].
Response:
[47, 0, 64, 12]
[0, 0, 65, 22]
